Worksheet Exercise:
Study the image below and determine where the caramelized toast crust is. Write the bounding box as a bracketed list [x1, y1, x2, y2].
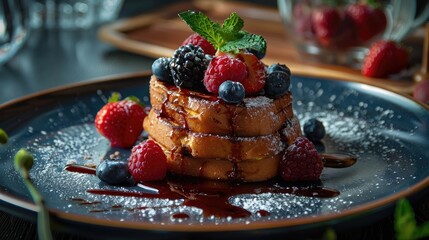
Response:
[149, 77, 294, 136]
[144, 110, 290, 161]
[160, 143, 281, 182]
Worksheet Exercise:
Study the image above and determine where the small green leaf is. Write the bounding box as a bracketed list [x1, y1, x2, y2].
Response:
[0, 128, 8, 144]
[179, 11, 224, 49]
[220, 32, 266, 54]
[220, 12, 244, 41]
[395, 198, 417, 240]
[108, 92, 121, 103]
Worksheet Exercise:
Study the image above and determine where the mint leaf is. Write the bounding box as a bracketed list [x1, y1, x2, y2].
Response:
[395, 198, 417, 240]
[179, 11, 224, 49]
[220, 12, 243, 41]
[179, 11, 266, 54]
[220, 32, 266, 54]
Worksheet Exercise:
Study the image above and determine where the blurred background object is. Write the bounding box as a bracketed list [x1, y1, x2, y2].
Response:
[29, 0, 123, 29]
[0, 0, 30, 66]
[277, 0, 429, 67]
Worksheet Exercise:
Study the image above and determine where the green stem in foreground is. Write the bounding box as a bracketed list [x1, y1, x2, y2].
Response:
[14, 149, 53, 240]
[0, 128, 8, 144]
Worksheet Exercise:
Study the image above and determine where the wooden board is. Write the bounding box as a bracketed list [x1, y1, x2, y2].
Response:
[98, 0, 420, 94]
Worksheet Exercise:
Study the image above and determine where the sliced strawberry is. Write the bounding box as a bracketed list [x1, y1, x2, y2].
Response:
[236, 52, 266, 95]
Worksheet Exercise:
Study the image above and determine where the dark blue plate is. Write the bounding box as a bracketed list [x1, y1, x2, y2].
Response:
[0, 72, 428, 239]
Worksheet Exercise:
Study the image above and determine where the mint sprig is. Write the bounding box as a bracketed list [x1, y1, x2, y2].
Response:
[178, 11, 266, 54]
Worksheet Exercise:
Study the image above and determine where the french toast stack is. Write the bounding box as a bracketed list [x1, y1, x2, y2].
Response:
[144, 77, 302, 182]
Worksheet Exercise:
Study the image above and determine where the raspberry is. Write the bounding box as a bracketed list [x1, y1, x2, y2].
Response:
[128, 140, 168, 182]
[279, 137, 323, 181]
[181, 33, 216, 55]
[170, 44, 211, 90]
[203, 54, 248, 94]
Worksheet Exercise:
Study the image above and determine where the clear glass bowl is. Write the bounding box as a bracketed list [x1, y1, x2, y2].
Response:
[277, 0, 429, 67]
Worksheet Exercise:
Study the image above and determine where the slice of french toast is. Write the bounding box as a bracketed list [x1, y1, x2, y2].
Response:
[149, 77, 294, 136]
[144, 110, 296, 161]
[159, 142, 281, 182]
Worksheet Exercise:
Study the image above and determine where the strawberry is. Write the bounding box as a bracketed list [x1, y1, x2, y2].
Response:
[236, 52, 266, 95]
[293, 1, 313, 36]
[95, 93, 147, 148]
[310, 7, 342, 47]
[361, 40, 410, 78]
[181, 33, 216, 55]
[345, 3, 387, 43]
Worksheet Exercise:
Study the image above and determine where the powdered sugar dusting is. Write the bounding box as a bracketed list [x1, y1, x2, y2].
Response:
[243, 96, 273, 108]
[0, 77, 428, 227]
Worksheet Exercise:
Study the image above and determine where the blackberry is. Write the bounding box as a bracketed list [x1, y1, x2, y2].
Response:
[303, 118, 326, 142]
[152, 57, 173, 84]
[170, 44, 210, 90]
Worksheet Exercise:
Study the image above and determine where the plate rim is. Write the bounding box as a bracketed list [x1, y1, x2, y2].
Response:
[0, 71, 428, 233]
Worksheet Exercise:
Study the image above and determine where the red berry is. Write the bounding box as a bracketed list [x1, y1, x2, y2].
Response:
[181, 33, 216, 55]
[345, 4, 387, 44]
[310, 7, 341, 47]
[361, 40, 409, 78]
[95, 99, 146, 148]
[128, 140, 168, 182]
[236, 52, 266, 95]
[203, 54, 248, 94]
[293, 1, 312, 36]
[280, 137, 323, 181]
[413, 81, 429, 104]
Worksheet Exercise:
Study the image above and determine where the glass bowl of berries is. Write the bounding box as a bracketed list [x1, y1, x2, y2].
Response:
[277, 0, 429, 67]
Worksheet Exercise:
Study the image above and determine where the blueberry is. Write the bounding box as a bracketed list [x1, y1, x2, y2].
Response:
[152, 57, 173, 84]
[267, 63, 291, 76]
[265, 71, 290, 98]
[218, 81, 245, 104]
[96, 160, 133, 185]
[303, 118, 326, 142]
[246, 48, 266, 59]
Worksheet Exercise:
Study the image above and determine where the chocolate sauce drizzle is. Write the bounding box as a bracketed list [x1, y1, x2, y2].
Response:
[65, 164, 343, 218]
